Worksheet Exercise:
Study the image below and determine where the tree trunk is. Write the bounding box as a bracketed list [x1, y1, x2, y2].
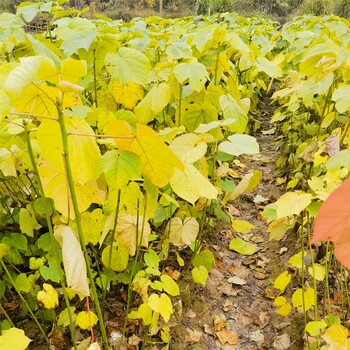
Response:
[159, 0, 164, 17]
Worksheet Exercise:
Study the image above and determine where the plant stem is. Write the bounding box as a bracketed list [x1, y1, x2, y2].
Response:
[56, 104, 110, 349]
[0, 258, 49, 343]
[176, 84, 183, 126]
[25, 128, 78, 350]
[0, 303, 14, 328]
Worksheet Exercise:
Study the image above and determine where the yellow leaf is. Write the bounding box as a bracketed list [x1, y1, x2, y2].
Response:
[0, 328, 31, 350]
[115, 213, 151, 256]
[54, 225, 90, 296]
[323, 324, 349, 350]
[274, 192, 312, 219]
[60, 58, 87, 84]
[148, 293, 173, 322]
[37, 117, 100, 185]
[231, 220, 254, 234]
[308, 263, 326, 281]
[170, 165, 218, 204]
[292, 287, 315, 311]
[160, 274, 180, 297]
[37, 283, 59, 309]
[273, 271, 291, 293]
[112, 80, 144, 110]
[38, 158, 105, 218]
[274, 296, 291, 316]
[76, 311, 98, 330]
[106, 120, 183, 187]
[166, 217, 199, 247]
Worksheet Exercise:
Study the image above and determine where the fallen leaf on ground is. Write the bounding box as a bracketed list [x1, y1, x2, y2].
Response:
[273, 333, 290, 350]
[185, 309, 197, 318]
[254, 272, 267, 279]
[216, 329, 238, 345]
[128, 335, 141, 346]
[185, 328, 203, 343]
[223, 299, 234, 311]
[228, 276, 247, 285]
[214, 315, 227, 331]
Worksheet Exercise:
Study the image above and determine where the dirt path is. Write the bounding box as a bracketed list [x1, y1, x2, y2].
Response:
[173, 95, 304, 349]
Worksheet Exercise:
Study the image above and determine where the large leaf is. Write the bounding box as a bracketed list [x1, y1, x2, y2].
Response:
[3, 56, 53, 99]
[170, 165, 218, 204]
[95, 150, 142, 190]
[135, 83, 172, 124]
[105, 47, 151, 85]
[38, 158, 105, 218]
[54, 17, 97, 56]
[311, 179, 350, 269]
[255, 56, 282, 78]
[173, 61, 208, 92]
[166, 217, 199, 247]
[219, 94, 248, 133]
[0, 328, 31, 350]
[274, 192, 312, 220]
[105, 120, 183, 188]
[332, 85, 350, 114]
[37, 116, 100, 185]
[115, 213, 151, 256]
[218, 134, 259, 156]
[54, 225, 90, 296]
[181, 99, 218, 132]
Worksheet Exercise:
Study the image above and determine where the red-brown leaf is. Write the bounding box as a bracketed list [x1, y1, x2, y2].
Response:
[312, 179, 350, 268]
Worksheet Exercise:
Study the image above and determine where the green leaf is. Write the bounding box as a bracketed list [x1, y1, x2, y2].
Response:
[0, 280, 5, 299]
[192, 266, 209, 286]
[95, 150, 141, 190]
[144, 249, 160, 268]
[305, 321, 327, 337]
[39, 264, 61, 283]
[0, 328, 31, 350]
[288, 252, 305, 269]
[105, 47, 151, 85]
[19, 207, 39, 237]
[218, 134, 259, 156]
[255, 56, 282, 78]
[161, 274, 180, 296]
[326, 150, 350, 170]
[219, 94, 248, 133]
[229, 238, 256, 255]
[55, 17, 97, 55]
[273, 271, 291, 293]
[173, 61, 208, 92]
[192, 250, 215, 271]
[16, 2, 40, 22]
[57, 307, 76, 327]
[166, 42, 192, 59]
[101, 243, 129, 272]
[332, 85, 350, 114]
[182, 99, 217, 132]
